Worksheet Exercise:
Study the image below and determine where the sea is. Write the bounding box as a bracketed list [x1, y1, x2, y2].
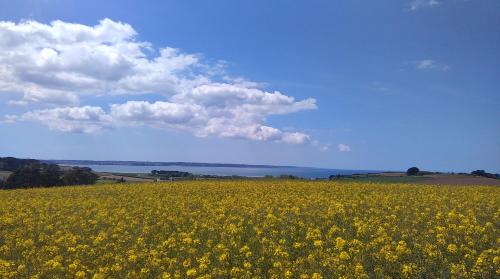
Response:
[60, 164, 380, 179]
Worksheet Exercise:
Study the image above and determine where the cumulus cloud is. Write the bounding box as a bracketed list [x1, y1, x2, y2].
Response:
[0, 18, 205, 105]
[415, 59, 450, 71]
[10, 100, 313, 144]
[1, 18, 317, 145]
[409, 0, 440, 10]
[10, 106, 112, 133]
[338, 144, 351, 152]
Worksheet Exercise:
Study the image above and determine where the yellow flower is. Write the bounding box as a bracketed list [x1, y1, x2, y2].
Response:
[335, 237, 346, 250]
[313, 240, 323, 247]
[339, 251, 350, 261]
[0, 180, 498, 278]
[186, 268, 197, 277]
[218, 253, 228, 262]
[17, 264, 26, 273]
[402, 263, 418, 278]
[128, 254, 137, 262]
[447, 244, 458, 254]
[243, 261, 252, 269]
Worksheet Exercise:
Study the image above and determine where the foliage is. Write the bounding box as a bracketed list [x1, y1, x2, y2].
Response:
[62, 167, 99, 186]
[471, 170, 499, 179]
[151, 170, 192, 180]
[2, 163, 98, 189]
[329, 174, 355, 180]
[406, 167, 420, 176]
[0, 181, 498, 278]
[279, 174, 298, 179]
[4, 163, 62, 189]
[0, 157, 39, 171]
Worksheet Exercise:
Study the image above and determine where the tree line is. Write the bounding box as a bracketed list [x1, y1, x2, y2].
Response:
[0, 157, 98, 189]
[406, 167, 499, 178]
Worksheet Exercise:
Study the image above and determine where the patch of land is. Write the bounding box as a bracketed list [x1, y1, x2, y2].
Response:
[98, 173, 155, 183]
[412, 174, 500, 186]
[347, 172, 500, 186]
[96, 170, 500, 186]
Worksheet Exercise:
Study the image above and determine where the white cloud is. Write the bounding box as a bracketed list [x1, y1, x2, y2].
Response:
[338, 144, 351, 152]
[10, 100, 313, 144]
[416, 59, 436, 69]
[410, 0, 440, 10]
[11, 106, 112, 133]
[0, 18, 203, 105]
[1, 18, 318, 145]
[415, 59, 450, 71]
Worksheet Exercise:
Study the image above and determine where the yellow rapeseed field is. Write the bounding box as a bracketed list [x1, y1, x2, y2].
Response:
[0, 181, 499, 278]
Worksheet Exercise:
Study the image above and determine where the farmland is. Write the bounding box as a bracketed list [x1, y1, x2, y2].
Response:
[0, 181, 498, 278]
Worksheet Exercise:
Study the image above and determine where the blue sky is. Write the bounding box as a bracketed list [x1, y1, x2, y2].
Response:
[0, 0, 499, 172]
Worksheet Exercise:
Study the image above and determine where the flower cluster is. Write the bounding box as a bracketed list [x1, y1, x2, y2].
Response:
[0, 181, 498, 278]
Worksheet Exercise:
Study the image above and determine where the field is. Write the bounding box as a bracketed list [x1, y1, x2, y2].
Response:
[338, 173, 500, 186]
[0, 181, 498, 278]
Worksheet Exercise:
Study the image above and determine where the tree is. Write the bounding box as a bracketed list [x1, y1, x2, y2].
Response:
[471, 170, 497, 179]
[40, 163, 63, 186]
[279, 174, 298, 179]
[0, 157, 99, 189]
[471, 170, 486, 176]
[62, 167, 98, 185]
[0, 157, 39, 171]
[406, 167, 420, 176]
[5, 162, 62, 188]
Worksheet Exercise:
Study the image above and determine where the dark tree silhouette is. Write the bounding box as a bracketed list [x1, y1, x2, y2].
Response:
[406, 167, 420, 176]
[62, 167, 98, 185]
[1, 157, 99, 189]
[471, 170, 498, 179]
[0, 157, 38, 171]
[5, 163, 62, 188]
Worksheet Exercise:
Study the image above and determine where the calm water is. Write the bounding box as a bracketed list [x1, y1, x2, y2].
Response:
[61, 164, 380, 179]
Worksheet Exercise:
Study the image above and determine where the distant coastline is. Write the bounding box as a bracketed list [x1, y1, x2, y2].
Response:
[42, 160, 383, 179]
[43, 160, 299, 169]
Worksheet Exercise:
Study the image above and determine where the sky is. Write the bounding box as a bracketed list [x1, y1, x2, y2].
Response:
[0, 0, 499, 172]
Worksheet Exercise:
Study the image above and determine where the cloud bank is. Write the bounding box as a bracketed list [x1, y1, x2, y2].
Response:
[1, 19, 317, 144]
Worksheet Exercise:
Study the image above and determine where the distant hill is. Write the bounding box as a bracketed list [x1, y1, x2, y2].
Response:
[43, 159, 295, 169]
